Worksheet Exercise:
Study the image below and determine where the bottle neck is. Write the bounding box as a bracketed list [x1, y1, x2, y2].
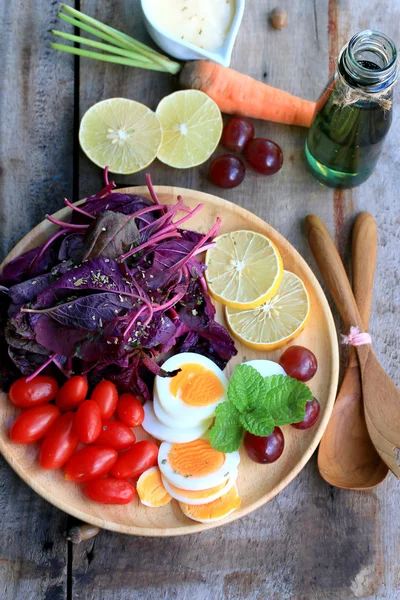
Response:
[338, 30, 398, 93]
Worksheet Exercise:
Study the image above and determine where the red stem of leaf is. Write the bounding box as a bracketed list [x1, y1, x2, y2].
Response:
[46, 215, 89, 230]
[28, 229, 67, 275]
[95, 180, 116, 198]
[26, 353, 58, 382]
[53, 358, 71, 379]
[64, 197, 95, 219]
[104, 166, 110, 186]
[119, 231, 181, 262]
[145, 173, 161, 205]
[169, 218, 221, 276]
[161, 203, 204, 236]
[153, 290, 185, 313]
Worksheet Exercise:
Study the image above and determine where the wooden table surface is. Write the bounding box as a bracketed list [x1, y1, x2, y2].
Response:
[1, 1, 399, 599]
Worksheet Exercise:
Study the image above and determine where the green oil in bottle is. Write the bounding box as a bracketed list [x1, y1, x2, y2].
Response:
[306, 31, 398, 189]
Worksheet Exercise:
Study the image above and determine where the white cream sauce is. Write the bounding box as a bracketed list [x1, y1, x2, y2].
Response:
[146, 0, 236, 52]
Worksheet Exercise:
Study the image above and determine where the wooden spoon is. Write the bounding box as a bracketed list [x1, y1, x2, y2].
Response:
[317, 212, 389, 489]
[305, 214, 400, 479]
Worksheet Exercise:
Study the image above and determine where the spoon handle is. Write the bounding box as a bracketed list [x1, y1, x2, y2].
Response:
[304, 215, 363, 329]
[352, 212, 377, 330]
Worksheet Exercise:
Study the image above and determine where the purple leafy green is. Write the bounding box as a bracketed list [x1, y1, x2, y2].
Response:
[0, 173, 236, 394]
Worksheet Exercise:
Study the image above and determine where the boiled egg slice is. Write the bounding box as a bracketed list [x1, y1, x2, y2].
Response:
[153, 390, 210, 430]
[162, 472, 237, 505]
[136, 467, 172, 508]
[158, 437, 240, 491]
[142, 401, 212, 444]
[179, 484, 241, 523]
[245, 359, 286, 377]
[156, 353, 228, 421]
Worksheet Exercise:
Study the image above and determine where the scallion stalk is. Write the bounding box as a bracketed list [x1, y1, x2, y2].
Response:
[51, 43, 167, 71]
[59, 4, 181, 75]
[57, 12, 139, 54]
[52, 30, 157, 65]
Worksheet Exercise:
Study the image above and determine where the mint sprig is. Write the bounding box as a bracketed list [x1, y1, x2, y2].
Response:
[210, 365, 313, 452]
[209, 402, 243, 453]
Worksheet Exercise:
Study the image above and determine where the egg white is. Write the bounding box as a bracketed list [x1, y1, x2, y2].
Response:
[244, 359, 286, 377]
[158, 440, 240, 491]
[153, 390, 208, 430]
[161, 471, 237, 505]
[142, 401, 212, 444]
[155, 352, 228, 421]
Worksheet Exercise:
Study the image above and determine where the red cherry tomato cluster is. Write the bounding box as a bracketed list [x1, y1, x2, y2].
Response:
[210, 117, 283, 189]
[8, 375, 156, 505]
[244, 346, 321, 465]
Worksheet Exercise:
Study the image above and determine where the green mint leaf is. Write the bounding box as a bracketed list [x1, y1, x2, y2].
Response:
[239, 406, 275, 437]
[209, 402, 244, 453]
[263, 375, 313, 426]
[228, 364, 266, 412]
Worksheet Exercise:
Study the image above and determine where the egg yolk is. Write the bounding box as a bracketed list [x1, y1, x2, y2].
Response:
[168, 439, 225, 477]
[137, 468, 172, 507]
[170, 364, 224, 406]
[180, 486, 241, 521]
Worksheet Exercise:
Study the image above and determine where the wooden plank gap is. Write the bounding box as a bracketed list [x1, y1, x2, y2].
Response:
[72, 0, 81, 204]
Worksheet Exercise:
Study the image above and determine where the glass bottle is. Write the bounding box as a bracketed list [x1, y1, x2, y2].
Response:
[305, 30, 398, 189]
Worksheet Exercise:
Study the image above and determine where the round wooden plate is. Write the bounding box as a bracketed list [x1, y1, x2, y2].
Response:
[0, 186, 339, 536]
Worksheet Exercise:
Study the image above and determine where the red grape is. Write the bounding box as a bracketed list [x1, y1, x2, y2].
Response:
[245, 138, 283, 175]
[221, 117, 255, 152]
[244, 428, 285, 464]
[292, 398, 320, 430]
[209, 155, 246, 188]
[279, 346, 318, 382]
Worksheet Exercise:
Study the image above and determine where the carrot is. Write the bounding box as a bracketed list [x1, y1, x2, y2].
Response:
[179, 61, 316, 128]
[53, 6, 316, 127]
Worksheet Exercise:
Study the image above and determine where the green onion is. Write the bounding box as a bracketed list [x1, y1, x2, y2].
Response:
[57, 13, 142, 54]
[54, 4, 181, 75]
[52, 30, 158, 65]
[51, 43, 166, 71]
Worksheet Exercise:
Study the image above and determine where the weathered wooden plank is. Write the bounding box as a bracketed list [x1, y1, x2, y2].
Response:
[0, 1, 74, 598]
[73, 0, 400, 599]
[0, 0, 75, 258]
[0, 462, 69, 600]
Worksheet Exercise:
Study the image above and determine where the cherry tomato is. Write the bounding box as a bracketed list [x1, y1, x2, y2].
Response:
[75, 400, 102, 444]
[56, 376, 88, 412]
[92, 421, 136, 451]
[245, 138, 283, 175]
[209, 155, 246, 189]
[117, 394, 145, 428]
[39, 412, 79, 470]
[91, 380, 118, 421]
[110, 440, 158, 480]
[9, 376, 58, 408]
[279, 346, 318, 382]
[221, 117, 255, 152]
[292, 398, 321, 430]
[244, 428, 285, 464]
[64, 446, 118, 482]
[9, 404, 61, 444]
[84, 478, 135, 505]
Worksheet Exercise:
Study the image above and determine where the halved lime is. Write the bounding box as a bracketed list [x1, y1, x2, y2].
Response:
[156, 90, 223, 169]
[79, 98, 162, 175]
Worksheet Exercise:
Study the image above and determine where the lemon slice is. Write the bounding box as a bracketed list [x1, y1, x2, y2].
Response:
[79, 98, 162, 175]
[225, 271, 310, 351]
[205, 230, 284, 310]
[155, 90, 222, 168]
